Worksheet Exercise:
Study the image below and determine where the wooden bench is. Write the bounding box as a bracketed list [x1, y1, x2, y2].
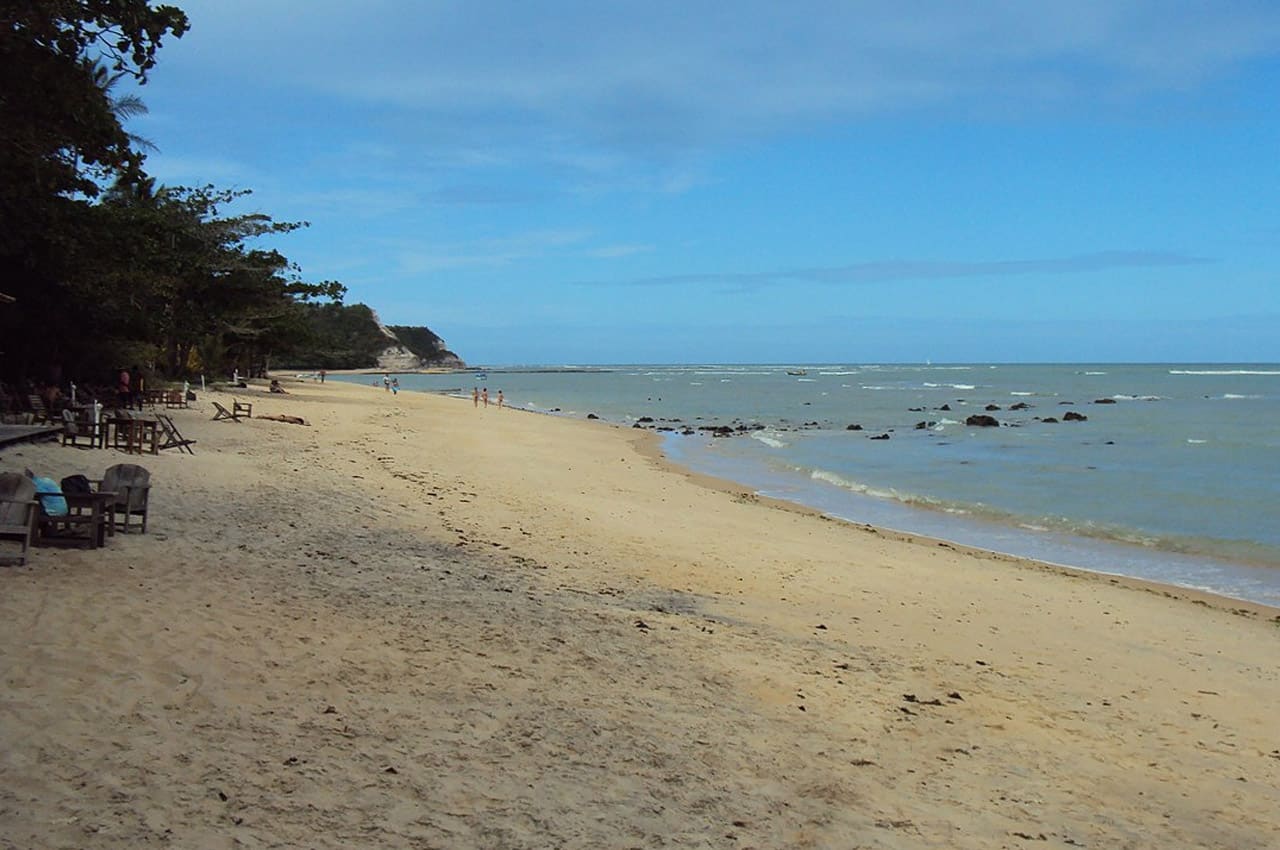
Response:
[37, 491, 116, 549]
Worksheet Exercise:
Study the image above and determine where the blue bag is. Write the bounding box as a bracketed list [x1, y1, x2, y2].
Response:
[32, 476, 67, 516]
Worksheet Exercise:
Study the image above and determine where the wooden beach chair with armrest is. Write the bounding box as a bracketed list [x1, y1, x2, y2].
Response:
[0, 472, 39, 565]
[211, 401, 242, 422]
[233, 400, 252, 418]
[35, 474, 117, 549]
[93, 463, 151, 533]
[155, 414, 196, 453]
[60, 408, 106, 449]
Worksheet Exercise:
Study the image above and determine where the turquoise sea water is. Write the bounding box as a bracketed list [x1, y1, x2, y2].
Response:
[338, 364, 1280, 607]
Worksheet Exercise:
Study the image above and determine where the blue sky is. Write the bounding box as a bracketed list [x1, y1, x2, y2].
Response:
[132, 1, 1280, 365]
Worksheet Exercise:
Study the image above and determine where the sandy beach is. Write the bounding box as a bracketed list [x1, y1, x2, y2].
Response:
[2, 378, 1278, 849]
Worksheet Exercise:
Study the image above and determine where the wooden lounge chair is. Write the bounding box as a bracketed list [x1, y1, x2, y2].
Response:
[94, 463, 151, 533]
[212, 401, 240, 422]
[156, 414, 196, 454]
[0, 472, 39, 565]
[212, 400, 252, 422]
[60, 408, 106, 449]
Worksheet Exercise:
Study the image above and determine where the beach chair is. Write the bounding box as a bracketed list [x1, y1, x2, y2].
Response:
[212, 401, 244, 422]
[60, 408, 106, 449]
[233, 400, 253, 419]
[155, 414, 196, 454]
[0, 472, 39, 565]
[26, 394, 51, 424]
[94, 463, 151, 534]
[34, 474, 118, 550]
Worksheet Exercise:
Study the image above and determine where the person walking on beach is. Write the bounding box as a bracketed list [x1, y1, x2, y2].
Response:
[482, 387, 489, 407]
[391, 377, 399, 395]
[318, 369, 326, 383]
[473, 387, 479, 407]
[497, 389, 504, 409]
[383, 373, 391, 391]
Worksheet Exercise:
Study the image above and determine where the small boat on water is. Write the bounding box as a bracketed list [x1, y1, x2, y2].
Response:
[475, 372, 488, 381]
[786, 369, 807, 376]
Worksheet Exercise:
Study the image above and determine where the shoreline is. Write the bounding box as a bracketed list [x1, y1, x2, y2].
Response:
[661, 430, 1280, 610]
[3, 378, 1278, 847]
[309, 374, 1280, 618]
[630, 415, 1280, 619]
[347, 369, 1280, 611]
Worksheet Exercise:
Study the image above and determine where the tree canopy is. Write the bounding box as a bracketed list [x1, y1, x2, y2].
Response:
[0, 1, 422, 388]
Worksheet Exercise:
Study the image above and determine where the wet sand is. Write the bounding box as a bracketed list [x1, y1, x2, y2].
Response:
[2, 378, 1278, 848]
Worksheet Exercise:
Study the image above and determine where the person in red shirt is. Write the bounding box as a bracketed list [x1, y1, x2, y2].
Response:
[117, 369, 130, 409]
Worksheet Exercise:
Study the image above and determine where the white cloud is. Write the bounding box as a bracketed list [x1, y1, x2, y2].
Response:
[587, 244, 653, 259]
[385, 229, 594, 275]
[172, 1, 1280, 134]
[596, 251, 1216, 289]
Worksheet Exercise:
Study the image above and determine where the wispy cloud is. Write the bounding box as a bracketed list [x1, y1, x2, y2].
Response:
[389, 229, 594, 275]
[141, 152, 253, 186]
[169, 1, 1280, 163]
[587, 244, 653, 259]
[590, 251, 1215, 289]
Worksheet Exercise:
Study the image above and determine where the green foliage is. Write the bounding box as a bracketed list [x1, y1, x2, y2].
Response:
[0, 1, 189, 207]
[388, 325, 449, 361]
[280, 303, 393, 370]
[0, 2, 460, 387]
[272, 311, 463, 371]
[1, 1, 191, 382]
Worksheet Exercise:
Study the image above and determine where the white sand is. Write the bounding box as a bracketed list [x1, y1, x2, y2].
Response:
[2, 378, 1278, 848]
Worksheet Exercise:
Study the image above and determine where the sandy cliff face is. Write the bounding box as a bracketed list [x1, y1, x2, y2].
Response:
[370, 309, 465, 369]
[375, 342, 425, 371]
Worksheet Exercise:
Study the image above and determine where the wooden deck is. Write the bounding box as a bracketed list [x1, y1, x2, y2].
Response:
[0, 424, 62, 449]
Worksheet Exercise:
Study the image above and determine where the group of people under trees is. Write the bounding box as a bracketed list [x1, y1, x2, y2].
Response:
[0, 364, 149, 423]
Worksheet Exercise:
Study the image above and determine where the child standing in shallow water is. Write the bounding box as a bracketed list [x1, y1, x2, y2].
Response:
[473, 387, 479, 407]
[497, 390, 504, 408]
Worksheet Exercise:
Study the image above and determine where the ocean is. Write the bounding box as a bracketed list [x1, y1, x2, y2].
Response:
[338, 364, 1280, 608]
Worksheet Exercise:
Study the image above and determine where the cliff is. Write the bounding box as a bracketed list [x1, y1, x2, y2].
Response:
[280, 303, 466, 371]
[373, 312, 465, 370]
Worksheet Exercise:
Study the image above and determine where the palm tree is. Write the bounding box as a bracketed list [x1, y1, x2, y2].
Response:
[87, 60, 157, 154]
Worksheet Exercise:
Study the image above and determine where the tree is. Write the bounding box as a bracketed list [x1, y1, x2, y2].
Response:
[0, 1, 188, 196]
[0, 1, 188, 382]
[92, 183, 341, 379]
[0, 4, 391, 387]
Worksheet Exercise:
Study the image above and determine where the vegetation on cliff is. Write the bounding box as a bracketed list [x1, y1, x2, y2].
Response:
[274, 306, 462, 371]
[387, 326, 463, 368]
